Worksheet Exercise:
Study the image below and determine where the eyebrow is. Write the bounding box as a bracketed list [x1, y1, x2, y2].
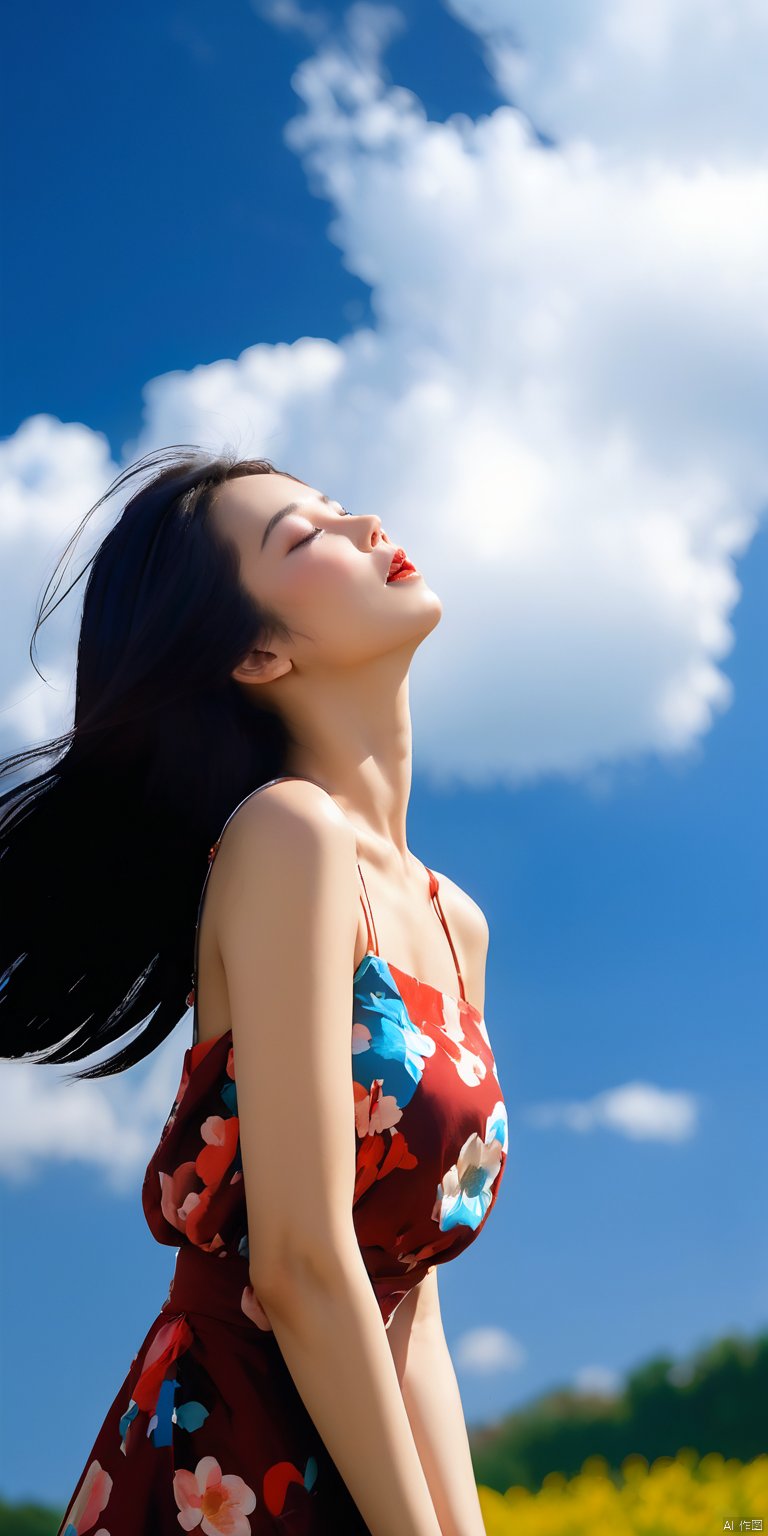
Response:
[261, 492, 332, 551]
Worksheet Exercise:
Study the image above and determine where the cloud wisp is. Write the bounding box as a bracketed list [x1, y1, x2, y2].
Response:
[453, 1324, 527, 1374]
[522, 1079, 701, 1141]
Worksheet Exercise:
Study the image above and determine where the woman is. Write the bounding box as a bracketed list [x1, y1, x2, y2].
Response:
[0, 448, 508, 1535]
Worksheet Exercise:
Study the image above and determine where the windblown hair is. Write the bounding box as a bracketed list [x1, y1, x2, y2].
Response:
[0, 445, 307, 1082]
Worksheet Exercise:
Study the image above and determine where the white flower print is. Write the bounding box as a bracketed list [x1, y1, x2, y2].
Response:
[432, 1129, 503, 1233]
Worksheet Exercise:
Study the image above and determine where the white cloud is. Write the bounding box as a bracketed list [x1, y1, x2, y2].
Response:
[453, 1324, 527, 1373]
[444, 0, 768, 163]
[0, 414, 118, 746]
[251, 0, 332, 45]
[0, 1019, 190, 1194]
[571, 1363, 623, 1397]
[522, 1080, 701, 1141]
[1, 3, 766, 789]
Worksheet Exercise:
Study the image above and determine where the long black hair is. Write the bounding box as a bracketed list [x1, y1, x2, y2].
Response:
[0, 445, 308, 1083]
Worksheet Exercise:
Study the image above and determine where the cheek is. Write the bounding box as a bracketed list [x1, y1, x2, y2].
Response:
[291, 550, 371, 610]
[303, 570, 386, 656]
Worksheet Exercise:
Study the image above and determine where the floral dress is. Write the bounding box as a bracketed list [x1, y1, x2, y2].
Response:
[56, 778, 508, 1536]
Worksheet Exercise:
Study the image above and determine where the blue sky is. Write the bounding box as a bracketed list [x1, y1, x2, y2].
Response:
[1, 0, 767, 1510]
[1, 0, 494, 448]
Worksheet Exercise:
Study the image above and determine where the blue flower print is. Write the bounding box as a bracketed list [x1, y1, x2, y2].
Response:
[352, 956, 436, 1110]
[431, 1105, 506, 1232]
[485, 1099, 508, 1155]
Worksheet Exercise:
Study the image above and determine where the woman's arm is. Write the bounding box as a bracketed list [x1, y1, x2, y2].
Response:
[387, 884, 492, 1536]
[214, 780, 443, 1536]
[387, 1267, 486, 1536]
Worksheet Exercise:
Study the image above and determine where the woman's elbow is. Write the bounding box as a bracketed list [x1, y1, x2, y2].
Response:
[249, 1224, 359, 1310]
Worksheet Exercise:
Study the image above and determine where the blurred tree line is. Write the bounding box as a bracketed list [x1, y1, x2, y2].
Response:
[468, 1329, 767, 1493]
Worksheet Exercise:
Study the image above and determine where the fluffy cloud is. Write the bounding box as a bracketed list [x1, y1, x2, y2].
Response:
[522, 1079, 701, 1141]
[0, 414, 118, 745]
[0, 1022, 189, 1193]
[1, 1, 766, 790]
[445, 0, 768, 162]
[453, 1324, 527, 1373]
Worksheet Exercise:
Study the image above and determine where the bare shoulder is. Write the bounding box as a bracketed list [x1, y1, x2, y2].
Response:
[207, 776, 358, 980]
[216, 776, 354, 855]
[428, 865, 489, 957]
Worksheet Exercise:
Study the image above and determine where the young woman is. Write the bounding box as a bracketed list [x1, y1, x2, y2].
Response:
[0, 448, 508, 1536]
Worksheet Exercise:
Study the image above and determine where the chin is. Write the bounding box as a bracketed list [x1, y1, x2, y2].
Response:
[417, 586, 443, 632]
[388, 573, 443, 635]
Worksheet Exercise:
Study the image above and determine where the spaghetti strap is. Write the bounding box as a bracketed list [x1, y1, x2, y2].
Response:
[187, 778, 467, 1048]
[356, 863, 379, 957]
[425, 866, 467, 1003]
[187, 775, 316, 1046]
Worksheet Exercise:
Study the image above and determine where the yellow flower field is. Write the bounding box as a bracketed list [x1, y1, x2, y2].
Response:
[477, 1450, 768, 1536]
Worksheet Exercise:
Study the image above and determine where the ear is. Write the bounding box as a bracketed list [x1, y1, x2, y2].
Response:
[231, 647, 292, 686]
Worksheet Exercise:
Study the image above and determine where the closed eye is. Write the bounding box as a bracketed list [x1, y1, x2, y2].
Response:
[290, 526, 324, 552]
[290, 505, 347, 552]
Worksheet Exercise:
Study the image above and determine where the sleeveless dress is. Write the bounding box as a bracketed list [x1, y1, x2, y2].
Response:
[56, 777, 509, 1536]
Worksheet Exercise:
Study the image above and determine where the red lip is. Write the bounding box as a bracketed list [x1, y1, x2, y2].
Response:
[386, 546, 417, 581]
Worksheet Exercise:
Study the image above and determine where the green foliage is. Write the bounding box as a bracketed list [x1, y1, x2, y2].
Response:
[0, 1497, 62, 1536]
[468, 1329, 768, 1493]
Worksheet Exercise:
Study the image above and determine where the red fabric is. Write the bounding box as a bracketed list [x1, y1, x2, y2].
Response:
[56, 950, 508, 1534]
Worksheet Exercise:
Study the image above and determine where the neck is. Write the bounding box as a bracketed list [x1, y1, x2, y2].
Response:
[279, 655, 415, 871]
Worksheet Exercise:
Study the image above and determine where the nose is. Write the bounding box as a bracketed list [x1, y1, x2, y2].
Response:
[366, 515, 386, 545]
[348, 511, 388, 546]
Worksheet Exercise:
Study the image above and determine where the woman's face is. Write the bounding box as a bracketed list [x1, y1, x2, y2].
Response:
[212, 472, 442, 678]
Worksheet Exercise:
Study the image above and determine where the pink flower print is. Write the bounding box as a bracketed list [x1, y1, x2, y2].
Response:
[440, 994, 466, 1046]
[196, 1115, 240, 1191]
[353, 1076, 403, 1137]
[173, 1455, 257, 1533]
[131, 1314, 194, 1415]
[432, 1129, 503, 1233]
[368, 1090, 404, 1134]
[159, 1161, 202, 1235]
[158, 1162, 226, 1253]
[60, 1457, 113, 1534]
[352, 1019, 371, 1054]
